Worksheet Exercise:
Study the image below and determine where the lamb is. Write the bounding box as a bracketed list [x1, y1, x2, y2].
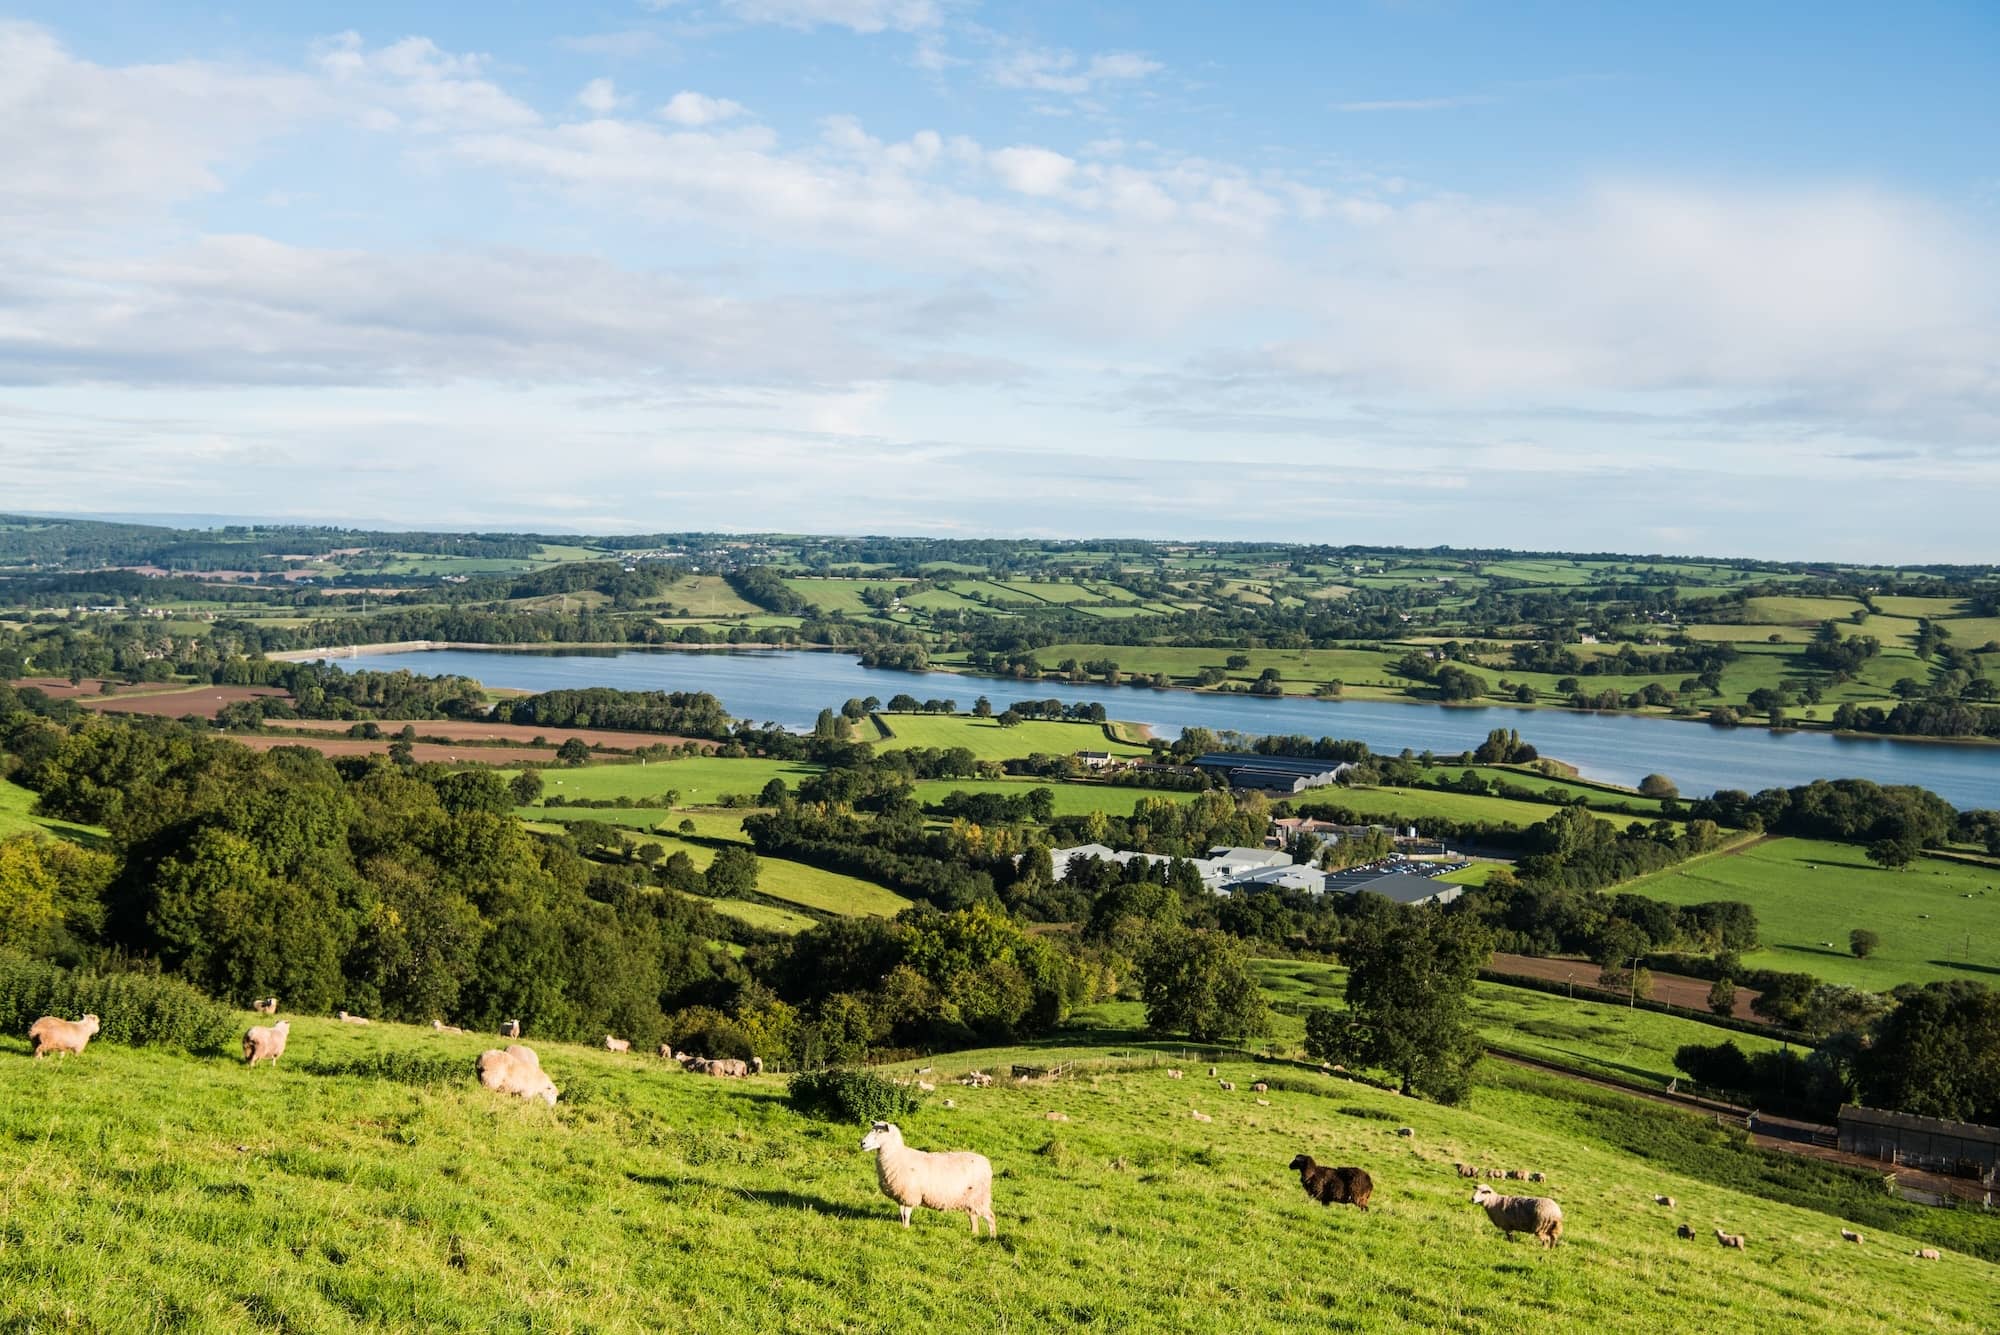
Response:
[1470, 1184, 1564, 1247]
[1251, 1082, 1269, 1093]
[1455, 1163, 1481, 1179]
[859, 1121, 995, 1236]
[1166, 1069, 1183, 1080]
[243, 1021, 290, 1067]
[337, 1011, 369, 1025]
[1714, 1229, 1746, 1250]
[251, 997, 279, 1015]
[1654, 1194, 1676, 1207]
[1218, 1080, 1236, 1091]
[603, 1035, 630, 1053]
[1396, 1128, 1415, 1139]
[1915, 1248, 1940, 1260]
[431, 1019, 465, 1035]
[477, 1044, 559, 1106]
[1841, 1229, 1863, 1244]
[1209, 1066, 1217, 1077]
[1288, 1155, 1373, 1212]
[1676, 1224, 1697, 1240]
[27, 1014, 100, 1059]
[659, 1044, 676, 1059]
[1256, 1098, 1270, 1106]
[1527, 1172, 1546, 1183]
[500, 1019, 521, 1038]
[916, 1080, 936, 1092]
[1485, 1168, 1508, 1179]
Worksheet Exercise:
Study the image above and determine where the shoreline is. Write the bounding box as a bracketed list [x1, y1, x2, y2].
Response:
[268, 641, 2000, 753]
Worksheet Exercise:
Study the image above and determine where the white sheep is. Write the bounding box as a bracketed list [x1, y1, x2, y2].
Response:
[1715, 1229, 1746, 1250]
[337, 1011, 369, 1025]
[1470, 1184, 1564, 1247]
[431, 1019, 465, 1035]
[1654, 1194, 1676, 1207]
[603, 1035, 631, 1053]
[658, 1044, 676, 1059]
[1915, 1248, 1940, 1260]
[1251, 1081, 1269, 1093]
[1189, 1110, 1212, 1123]
[477, 1044, 559, 1105]
[500, 1019, 522, 1038]
[243, 1021, 290, 1067]
[1044, 1111, 1068, 1122]
[1841, 1229, 1863, 1244]
[860, 1121, 995, 1236]
[27, 1014, 100, 1059]
[1166, 1069, 1183, 1080]
[251, 997, 279, 1015]
[1218, 1080, 1236, 1091]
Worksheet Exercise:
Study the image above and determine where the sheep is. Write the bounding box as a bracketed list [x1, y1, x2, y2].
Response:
[431, 1019, 465, 1035]
[1676, 1224, 1697, 1240]
[1044, 1111, 1069, 1122]
[477, 1044, 559, 1106]
[1209, 1066, 1217, 1077]
[1714, 1229, 1746, 1250]
[1470, 1184, 1563, 1247]
[750, 1057, 765, 1075]
[337, 1011, 369, 1025]
[243, 1021, 289, 1067]
[1654, 1194, 1676, 1207]
[27, 1014, 100, 1059]
[251, 997, 279, 1015]
[1841, 1229, 1864, 1244]
[1396, 1128, 1415, 1139]
[701, 1057, 750, 1077]
[1256, 1098, 1270, 1106]
[1485, 1168, 1508, 1180]
[1915, 1248, 1940, 1260]
[1455, 1164, 1480, 1179]
[658, 1044, 675, 1059]
[1166, 1069, 1184, 1080]
[859, 1121, 995, 1236]
[1527, 1172, 1546, 1183]
[1218, 1080, 1236, 1092]
[916, 1080, 936, 1092]
[1190, 1110, 1213, 1123]
[603, 1035, 631, 1053]
[959, 1071, 993, 1088]
[1251, 1082, 1269, 1093]
[500, 1019, 521, 1038]
[1289, 1155, 1373, 1212]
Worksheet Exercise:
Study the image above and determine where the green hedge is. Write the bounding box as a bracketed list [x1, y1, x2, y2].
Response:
[0, 954, 237, 1053]
[788, 1068, 924, 1124]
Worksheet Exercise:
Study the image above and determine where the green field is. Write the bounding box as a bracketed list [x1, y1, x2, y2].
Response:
[2, 1016, 1986, 1331]
[909, 778, 1200, 819]
[870, 713, 1150, 761]
[1298, 784, 1594, 829]
[524, 757, 822, 806]
[0, 776, 106, 844]
[1619, 838, 2000, 989]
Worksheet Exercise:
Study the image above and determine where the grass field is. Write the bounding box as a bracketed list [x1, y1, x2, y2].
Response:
[0, 776, 106, 844]
[870, 713, 1150, 761]
[1619, 838, 2000, 989]
[0, 1016, 1987, 1331]
[1297, 784, 1594, 829]
[908, 778, 1200, 818]
[522, 757, 823, 805]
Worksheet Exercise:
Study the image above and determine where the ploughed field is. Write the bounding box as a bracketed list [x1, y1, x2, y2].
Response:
[0, 1017, 1989, 1332]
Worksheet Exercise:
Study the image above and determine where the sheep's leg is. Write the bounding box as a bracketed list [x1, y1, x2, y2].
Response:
[899, 1205, 913, 1228]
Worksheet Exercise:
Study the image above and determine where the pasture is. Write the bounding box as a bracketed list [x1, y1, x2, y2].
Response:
[1619, 838, 2000, 990]
[869, 713, 1150, 761]
[0, 776, 106, 844]
[0, 1016, 1987, 1332]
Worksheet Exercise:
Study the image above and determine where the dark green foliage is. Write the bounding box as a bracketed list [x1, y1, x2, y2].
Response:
[787, 1068, 924, 1124]
[1858, 981, 2000, 1124]
[1314, 905, 1489, 1103]
[1138, 928, 1271, 1043]
[0, 953, 236, 1052]
[1848, 928, 1879, 958]
[299, 1051, 469, 1085]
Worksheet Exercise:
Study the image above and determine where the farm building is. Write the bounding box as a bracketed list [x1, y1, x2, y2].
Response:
[1206, 846, 1294, 875]
[1319, 867, 1466, 907]
[1192, 752, 1352, 793]
[1075, 750, 1115, 769]
[1837, 1105, 2000, 1179]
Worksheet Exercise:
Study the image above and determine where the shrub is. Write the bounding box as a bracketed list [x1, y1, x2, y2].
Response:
[299, 1051, 468, 1085]
[0, 953, 236, 1052]
[787, 1068, 924, 1124]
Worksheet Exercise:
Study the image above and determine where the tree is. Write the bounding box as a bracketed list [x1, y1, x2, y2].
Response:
[556, 737, 591, 766]
[508, 770, 545, 806]
[1857, 981, 2000, 1124]
[1865, 835, 1918, 871]
[1637, 774, 1679, 801]
[1707, 977, 1738, 1017]
[1137, 928, 1270, 1043]
[1312, 906, 1490, 1103]
[704, 845, 760, 898]
[758, 777, 789, 806]
[973, 697, 992, 718]
[1849, 928, 1879, 958]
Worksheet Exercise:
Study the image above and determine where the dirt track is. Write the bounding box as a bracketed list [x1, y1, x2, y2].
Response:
[1488, 952, 1767, 1022]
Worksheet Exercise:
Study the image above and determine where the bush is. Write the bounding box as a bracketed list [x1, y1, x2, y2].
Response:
[0, 953, 236, 1052]
[787, 1068, 924, 1124]
[300, 1051, 468, 1085]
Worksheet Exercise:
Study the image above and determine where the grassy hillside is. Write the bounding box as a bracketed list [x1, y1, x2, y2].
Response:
[1620, 838, 2000, 989]
[0, 1017, 1988, 1331]
[0, 776, 106, 844]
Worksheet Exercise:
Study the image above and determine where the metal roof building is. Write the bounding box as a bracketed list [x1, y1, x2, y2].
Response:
[1191, 752, 1352, 793]
[1319, 868, 1465, 906]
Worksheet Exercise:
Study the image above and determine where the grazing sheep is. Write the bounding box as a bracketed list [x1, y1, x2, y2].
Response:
[1209, 1067, 1217, 1077]
[1470, 1184, 1564, 1247]
[1915, 1248, 1940, 1260]
[1251, 1082, 1269, 1093]
[1654, 1195, 1676, 1207]
[750, 1057, 765, 1075]
[1218, 1080, 1236, 1091]
[915, 1067, 933, 1075]
[1676, 1224, 1697, 1240]
[477, 1044, 559, 1106]
[859, 1121, 995, 1236]
[959, 1071, 993, 1088]
[1715, 1229, 1746, 1250]
[1455, 1164, 1480, 1179]
[1396, 1128, 1415, 1139]
[431, 1019, 465, 1035]
[243, 1021, 289, 1067]
[1190, 1110, 1212, 1123]
[1527, 1172, 1546, 1183]
[1841, 1229, 1863, 1244]
[27, 1014, 100, 1059]
[658, 1044, 675, 1059]
[1289, 1155, 1373, 1212]
[500, 1019, 521, 1038]
[1044, 1111, 1069, 1122]
[337, 1011, 369, 1025]
[251, 997, 279, 1015]
[942, 1098, 955, 1109]
[1486, 1168, 1508, 1180]
[603, 1035, 630, 1053]
[1167, 1068, 1184, 1080]
[702, 1057, 750, 1078]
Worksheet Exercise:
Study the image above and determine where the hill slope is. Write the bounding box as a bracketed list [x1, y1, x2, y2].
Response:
[0, 1019, 1992, 1332]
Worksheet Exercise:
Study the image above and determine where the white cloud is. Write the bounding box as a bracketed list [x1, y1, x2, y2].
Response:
[312, 32, 539, 133]
[721, 0, 942, 34]
[989, 146, 1075, 197]
[576, 78, 623, 115]
[660, 90, 748, 126]
[990, 46, 1162, 95]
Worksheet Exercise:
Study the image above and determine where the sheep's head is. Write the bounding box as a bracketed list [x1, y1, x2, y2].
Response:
[860, 1121, 902, 1152]
[273, 1021, 289, 1034]
[1288, 1154, 1313, 1172]
[1471, 1184, 1498, 1205]
[80, 1015, 101, 1034]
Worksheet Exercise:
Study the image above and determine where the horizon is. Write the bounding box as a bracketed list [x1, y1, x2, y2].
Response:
[2, 2, 1995, 558]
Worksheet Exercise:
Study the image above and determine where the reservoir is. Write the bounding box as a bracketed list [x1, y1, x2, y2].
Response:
[327, 647, 2000, 808]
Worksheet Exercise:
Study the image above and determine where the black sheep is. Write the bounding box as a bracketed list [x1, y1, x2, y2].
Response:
[1288, 1155, 1373, 1212]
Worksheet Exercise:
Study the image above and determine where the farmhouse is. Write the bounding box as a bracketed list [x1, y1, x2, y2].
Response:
[1192, 752, 1352, 793]
[1075, 750, 1115, 770]
[1837, 1105, 2000, 1180]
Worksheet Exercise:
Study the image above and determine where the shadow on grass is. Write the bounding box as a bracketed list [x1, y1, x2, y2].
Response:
[732, 1188, 881, 1221]
[1930, 958, 2000, 978]
[1772, 942, 1854, 960]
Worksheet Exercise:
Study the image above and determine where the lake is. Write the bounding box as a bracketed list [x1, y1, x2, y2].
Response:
[327, 647, 2000, 808]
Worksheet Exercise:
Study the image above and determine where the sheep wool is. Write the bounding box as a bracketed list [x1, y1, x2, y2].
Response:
[477, 1044, 559, 1106]
[244, 1021, 290, 1067]
[860, 1122, 995, 1236]
[1289, 1155, 1373, 1212]
[27, 1014, 100, 1059]
[1470, 1184, 1564, 1248]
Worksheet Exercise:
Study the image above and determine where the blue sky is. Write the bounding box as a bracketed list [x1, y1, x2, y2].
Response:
[2, 1, 1995, 558]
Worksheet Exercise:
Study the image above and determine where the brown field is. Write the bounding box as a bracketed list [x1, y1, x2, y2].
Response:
[271, 718, 708, 752]
[223, 735, 555, 765]
[1489, 951, 1765, 1022]
[78, 685, 290, 717]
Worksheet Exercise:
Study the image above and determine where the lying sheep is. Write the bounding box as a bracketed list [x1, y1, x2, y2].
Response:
[431, 1019, 465, 1035]
[500, 1019, 521, 1038]
[603, 1035, 630, 1053]
[1485, 1168, 1508, 1180]
[337, 1011, 369, 1025]
[1715, 1229, 1746, 1250]
[959, 1071, 993, 1088]
[1915, 1248, 1940, 1260]
[1841, 1229, 1863, 1244]
[1251, 1082, 1269, 1093]
[1397, 1128, 1415, 1139]
[1044, 1111, 1068, 1122]
[477, 1044, 559, 1106]
[243, 1021, 289, 1067]
[860, 1121, 995, 1236]
[1256, 1098, 1270, 1107]
[916, 1080, 935, 1092]
[1289, 1155, 1373, 1212]
[690, 1056, 749, 1077]
[1471, 1184, 1564, 1247]
[27, 1014, 100, 1059]
[1654, 1195, 1676, 1207]
[1190, 1110, 1212, 1123]
[1455, 1163, 1480, 1179]
[251, 997, 279, 1015]
[1676, 1224, 1697, 1240]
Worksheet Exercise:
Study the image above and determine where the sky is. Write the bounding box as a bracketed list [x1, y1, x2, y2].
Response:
[1, 1, 1996, 560]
